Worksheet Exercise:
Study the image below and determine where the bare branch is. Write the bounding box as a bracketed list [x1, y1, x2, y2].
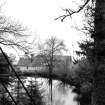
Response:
[55, 0, 91, 21]
[0, 15, 31, 54]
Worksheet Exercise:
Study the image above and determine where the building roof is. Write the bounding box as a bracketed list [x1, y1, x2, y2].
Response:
[17, 55, 74, 75]
[17, 55, 72, 67]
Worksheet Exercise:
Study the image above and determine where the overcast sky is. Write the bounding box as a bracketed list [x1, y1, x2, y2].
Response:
[3, 0, 86, 56]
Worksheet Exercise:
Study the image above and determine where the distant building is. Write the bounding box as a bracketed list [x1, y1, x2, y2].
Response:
[16, 55, 73, 74]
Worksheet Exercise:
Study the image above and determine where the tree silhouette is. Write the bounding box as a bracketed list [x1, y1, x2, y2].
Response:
[55, 0, 105, 105]
[38, 36, 66, 105]
[0, 95, 13, 105]
[0, 53, 11, 85]
[27, 79, 45, 105]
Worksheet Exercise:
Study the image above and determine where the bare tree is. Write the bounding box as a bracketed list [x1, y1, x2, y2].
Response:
[38, 36, 66, 105]
[0, 16, 30, 53]
[0, 5, 34, 105]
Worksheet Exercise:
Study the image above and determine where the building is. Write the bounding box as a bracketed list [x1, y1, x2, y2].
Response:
[16, 55, 73, 74]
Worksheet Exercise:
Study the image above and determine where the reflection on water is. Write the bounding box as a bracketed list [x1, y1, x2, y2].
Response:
[11, 77, 77, 105]
[27, 78, 77, 105]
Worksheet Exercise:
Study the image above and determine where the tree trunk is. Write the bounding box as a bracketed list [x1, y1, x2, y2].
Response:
[92, 0, 105, 105]
[94, 0, 105, 40]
